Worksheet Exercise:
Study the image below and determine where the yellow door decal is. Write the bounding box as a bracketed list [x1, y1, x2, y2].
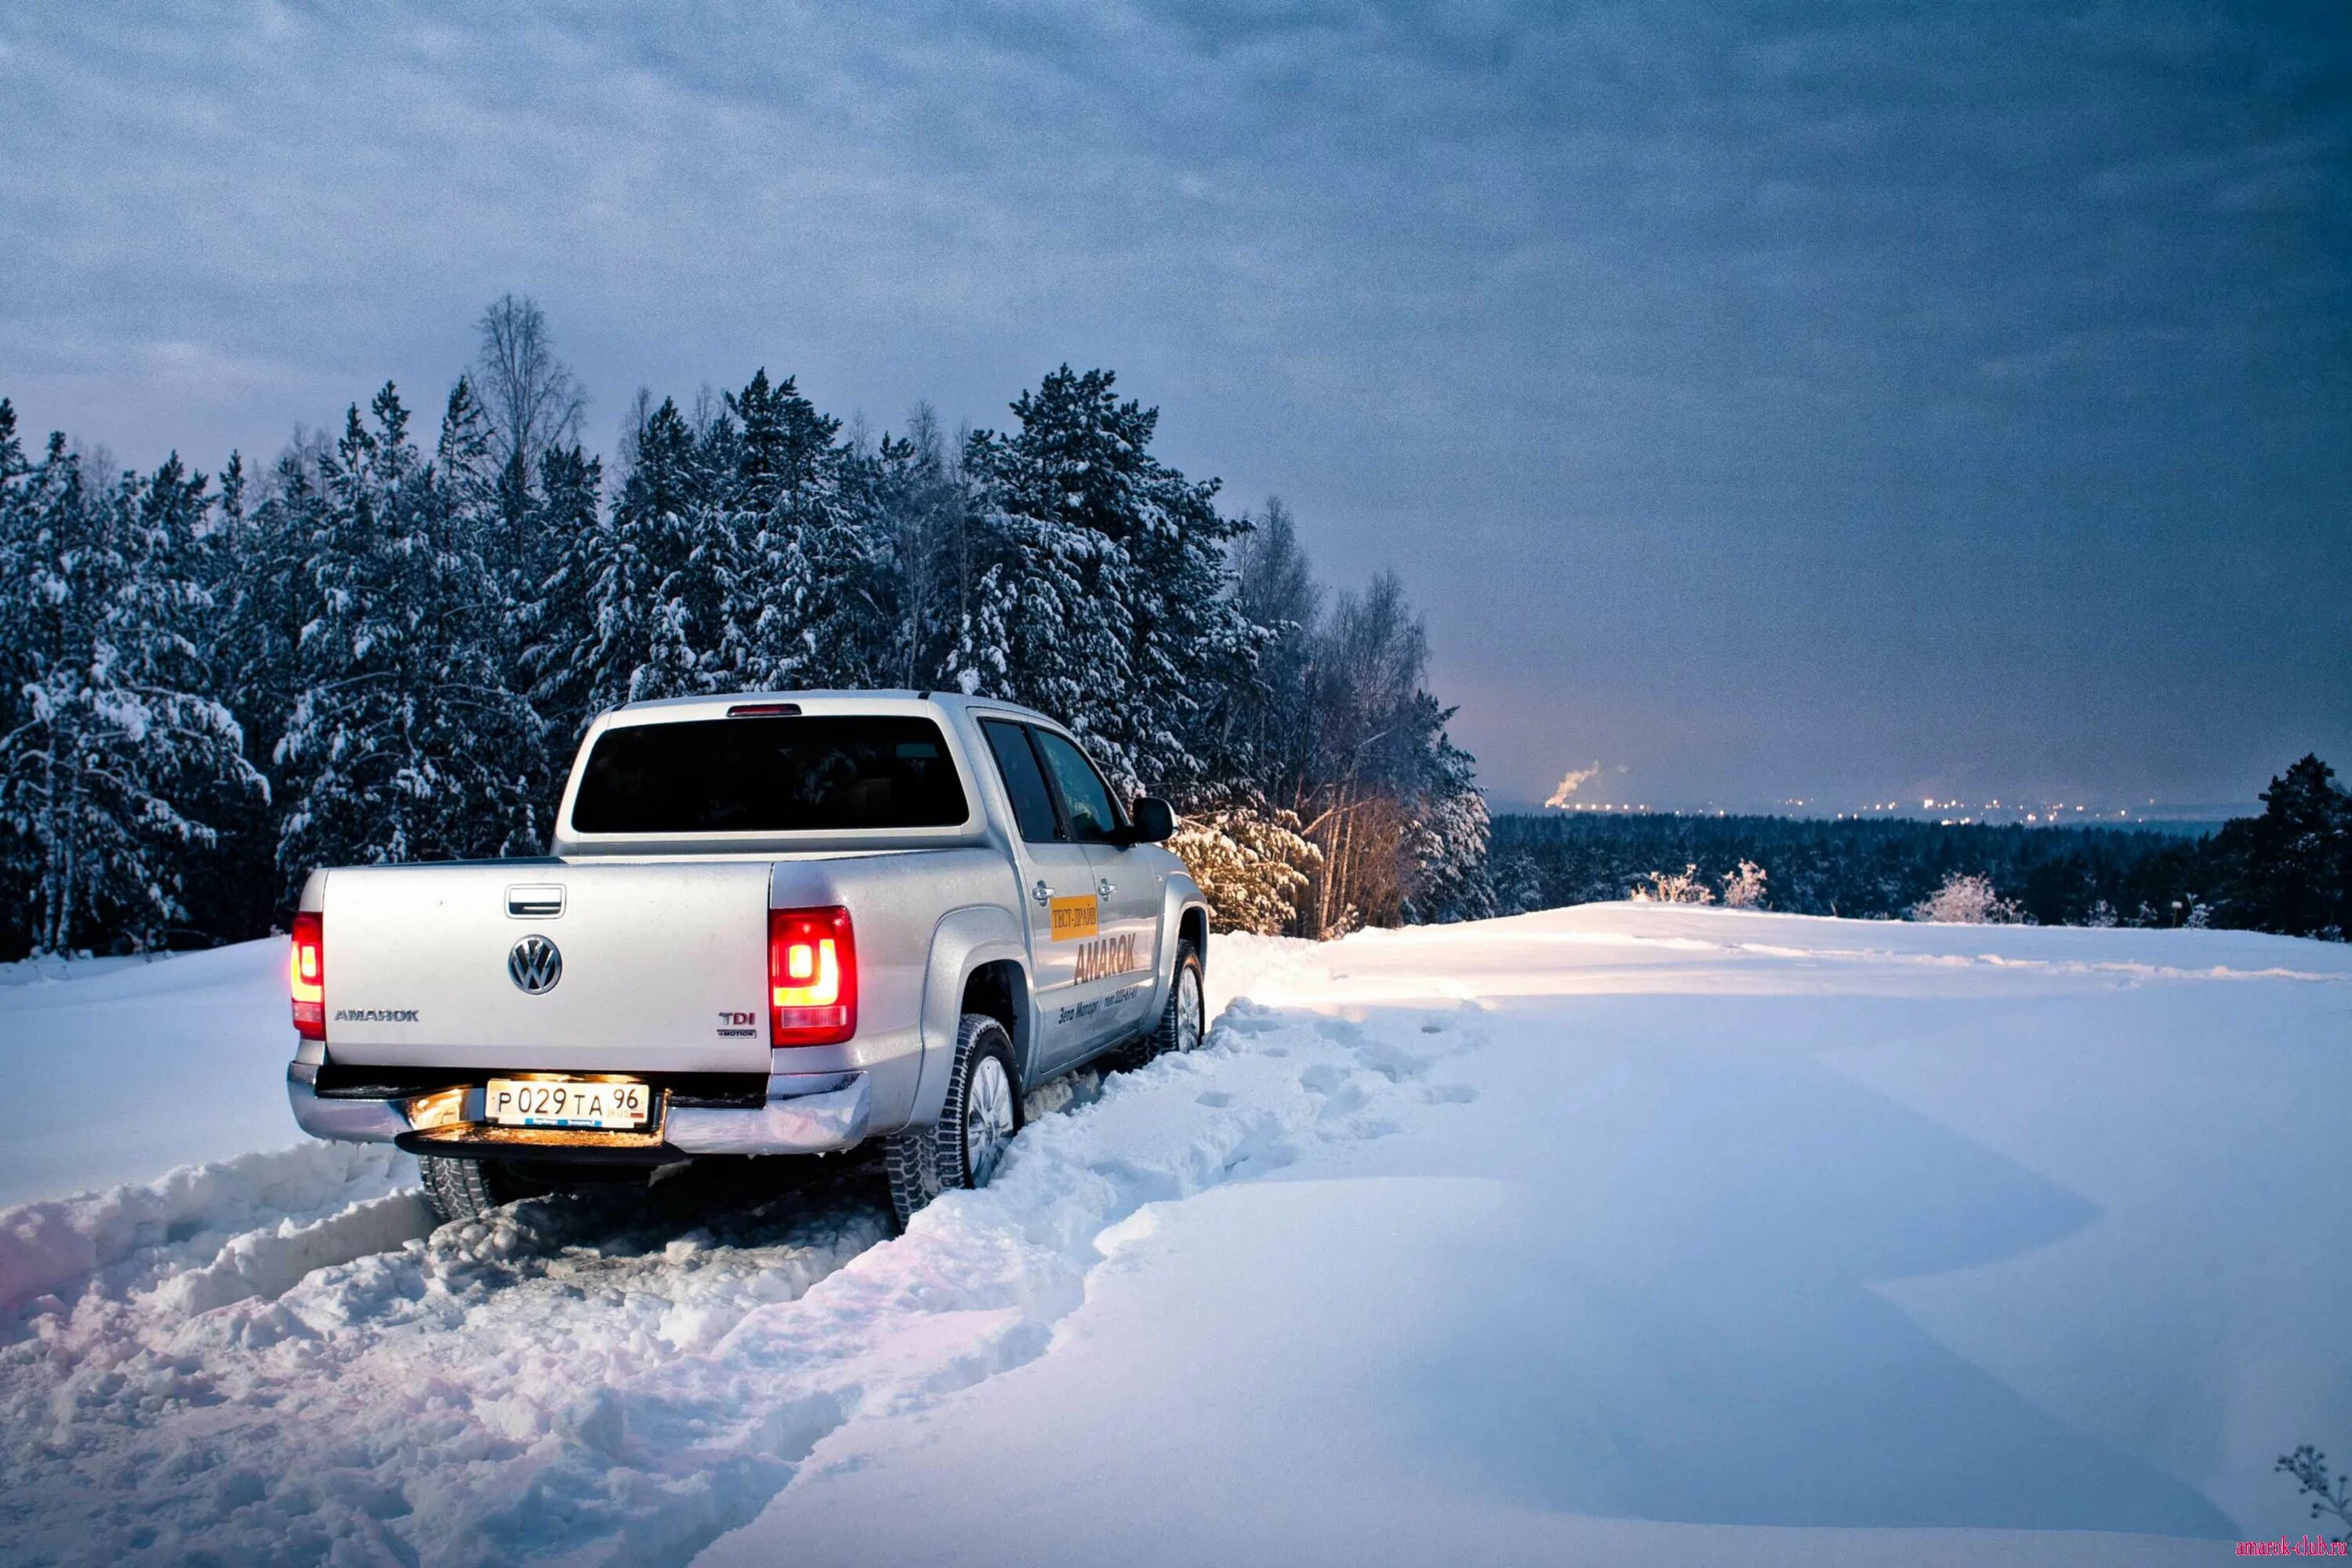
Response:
[1050, 895, 1099, 942]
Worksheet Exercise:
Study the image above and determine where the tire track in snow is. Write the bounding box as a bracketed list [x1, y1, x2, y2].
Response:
[0, 999, 1482, 1567]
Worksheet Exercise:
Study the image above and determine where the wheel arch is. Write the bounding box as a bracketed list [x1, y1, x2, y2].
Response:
[1179, 904, 1209, 969]
[1150, 870, 1211, 1019]
[912, 904, 1033, 1128]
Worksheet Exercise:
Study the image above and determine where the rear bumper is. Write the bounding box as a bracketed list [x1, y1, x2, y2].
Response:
[286, 1061, 873, 1158]
[666, 1074, 870, 1154]
[286, 1061, 409, 1142]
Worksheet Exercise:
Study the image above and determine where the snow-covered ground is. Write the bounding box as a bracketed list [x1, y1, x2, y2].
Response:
[0, 906, 2345, 1566]
[0, 941, 307, 1206]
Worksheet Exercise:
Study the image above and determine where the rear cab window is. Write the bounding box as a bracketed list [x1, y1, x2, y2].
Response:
[570, 715, 969, 833]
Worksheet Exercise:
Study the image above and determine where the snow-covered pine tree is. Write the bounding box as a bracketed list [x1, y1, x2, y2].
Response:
[526, 397, 725, 730]
[0, 403, 42, 953]
[187, 447, 284, 938]
[514, 442, 604, 747]
[951, 530, 1126, 770]
[2215, 754, 2351, 938]
[216, 434, 329, 824]
[116, 449, 274, 940]
[1222, 497, 1320, 797]
[721, 369, 891, 691]
[953, 366, 1256, 795]
[274, 383, 546, 884]
[1403, 736, 1495, 924]
[863, 404, 967, 687]
[0, 423, 264, 953]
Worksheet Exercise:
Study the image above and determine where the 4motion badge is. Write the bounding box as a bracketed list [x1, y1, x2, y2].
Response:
[508, 935, 563, 995]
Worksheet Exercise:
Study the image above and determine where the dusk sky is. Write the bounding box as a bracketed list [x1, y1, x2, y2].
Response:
[3, 2, 2345, 813]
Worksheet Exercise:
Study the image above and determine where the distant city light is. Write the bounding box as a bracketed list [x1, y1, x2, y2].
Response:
[1534, 785, 2192, 825]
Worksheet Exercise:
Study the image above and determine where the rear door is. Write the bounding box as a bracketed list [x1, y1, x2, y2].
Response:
[321, 861, 775, 1073]
[978, 720, 1102, 1074]
[1027, 728, 1161, 1051]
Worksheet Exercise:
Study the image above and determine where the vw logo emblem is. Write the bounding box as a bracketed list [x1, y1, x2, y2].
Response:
[508, 935, 563, 995]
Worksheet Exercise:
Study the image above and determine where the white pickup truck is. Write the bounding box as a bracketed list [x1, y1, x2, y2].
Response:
[285, 691, 1210, 1226]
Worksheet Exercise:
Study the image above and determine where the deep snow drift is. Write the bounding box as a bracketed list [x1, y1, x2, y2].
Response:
[0, 906, 2345, 1566]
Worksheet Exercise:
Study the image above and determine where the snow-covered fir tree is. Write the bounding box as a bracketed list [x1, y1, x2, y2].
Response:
[526, 397, 724, 729]
[722, 369, 891, 690]
[1403, 737, 1495, 924]
[1221, 498, 1319, 790]
[862, 404, 968, 686]
[953, 366, 1258, 794]
[274, 383, 546, 884]
[513, 442, 604, 747]
[0, 412, 264, 953]
[216, 434, 328, 813]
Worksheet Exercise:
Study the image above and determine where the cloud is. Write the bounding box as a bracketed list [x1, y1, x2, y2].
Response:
[1544, 763, 1602, 808]
[1, 0, 2343, 805]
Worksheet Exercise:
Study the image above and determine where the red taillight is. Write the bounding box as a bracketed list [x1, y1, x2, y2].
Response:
[289, 912, 325, 1040]
[770, 906, 855, 1046]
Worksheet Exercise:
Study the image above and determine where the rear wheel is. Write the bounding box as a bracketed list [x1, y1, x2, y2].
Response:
[418, 1154, 543, 1225]
[884, 1014, 1021, 1229]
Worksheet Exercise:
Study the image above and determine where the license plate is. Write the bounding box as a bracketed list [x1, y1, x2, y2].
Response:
[484, 1076, 652, 1131]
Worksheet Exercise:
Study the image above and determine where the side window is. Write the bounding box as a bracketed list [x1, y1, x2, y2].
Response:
[982, 720, 1061, 844]
[1033, 730, 1122, 844]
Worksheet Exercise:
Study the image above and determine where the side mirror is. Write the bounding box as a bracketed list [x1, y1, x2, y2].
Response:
[1118, 796, 1176, 846]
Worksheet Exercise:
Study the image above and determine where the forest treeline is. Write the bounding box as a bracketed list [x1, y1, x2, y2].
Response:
[1490, 753, 2352, 941]
[7, 295, 2341, 957]
[0, 297, 1487, 958]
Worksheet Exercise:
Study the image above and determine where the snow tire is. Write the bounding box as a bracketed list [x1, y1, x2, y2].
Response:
[419, 1154, 530, 1225]
[884, 1013, 1021, 1231]
[1107, 938, 1205, 1072]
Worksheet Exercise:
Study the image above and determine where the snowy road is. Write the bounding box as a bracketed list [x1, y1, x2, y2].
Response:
[2, 907, 2347, 1566]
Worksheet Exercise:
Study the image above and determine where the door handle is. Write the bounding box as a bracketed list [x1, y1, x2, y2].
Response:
[1033, 880, 1052, 906]
[1097, 878, 1115, 898]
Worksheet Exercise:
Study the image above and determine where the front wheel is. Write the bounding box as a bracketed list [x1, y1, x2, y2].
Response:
[1108, 938, 1205, 1071]
[884, 1013, 1022, 1229]
[1154, 939, 1206, 1057]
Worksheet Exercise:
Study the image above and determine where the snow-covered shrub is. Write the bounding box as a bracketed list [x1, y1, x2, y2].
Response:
[1720, 859, 1768, 909]
[1632, 865, 1714, 906]
[1911, 871, 2022, 924]
[1167, 804, 1322, 935]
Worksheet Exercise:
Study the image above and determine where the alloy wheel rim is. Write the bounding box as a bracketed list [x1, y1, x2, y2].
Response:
[1177, 967, 1203, 1052]
[965, 1054, 1015, 1185]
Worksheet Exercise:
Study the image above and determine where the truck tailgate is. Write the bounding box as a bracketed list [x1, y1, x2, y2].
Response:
[321, 861, 776, 1073]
